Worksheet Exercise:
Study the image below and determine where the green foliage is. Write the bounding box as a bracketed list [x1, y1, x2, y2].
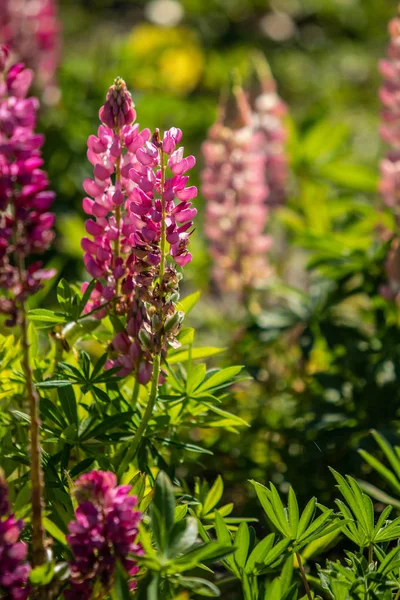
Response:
[133, 472, 233, 598]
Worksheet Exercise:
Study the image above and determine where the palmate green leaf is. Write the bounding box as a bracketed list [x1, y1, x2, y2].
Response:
[358, 479, 400, 510]
[269, 483, 291, 537]
[214, 512, 238, 576]
[200, 403, 249, 428]
[168, 347, 224, 365]
[174, 505, 188, 522]
[167, 517, 198, 558]
[374, 517, 400, 543]
[193, 366, 244, 396]
[155, 437, 213, 455]
[288, 488, 299, 538]
[36, 379, 73, 389]
[297, 509, 335, 544]
[152, 472, 175, 553]
[43, 517, 67, 546]
[205, 502, 234, 520]
[186, 364, 207, 395]
[28, 308, 66, 328]
[29, 562, 55, 586]
[377, 546, 400, 575]
[251, 481, 285, 535]
[172, 542, 234, 571]
[234, 522, 250, 571]
[203, 476, 224, 516]
[371, 430, 400, 480]
[330, 469, 370, 533]
[245, 533, 275, 574]
[358, 449, 400, 495]
[177, 291, 201, 314]
[58, 385, 78, 425]
[297, 497, 317, 539]
[178, 576, 220, 597]
[57, 278, 72, 310]
[256, 539, 290, 574]
[80, 412, 134, 441]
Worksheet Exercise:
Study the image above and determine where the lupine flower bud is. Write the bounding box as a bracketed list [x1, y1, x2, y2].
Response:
[65, 470, 142, 599]
[0, 472, 31, 600]
[99, 77, 136, 130]
[0, 0, 61, 99]
[202, 83, 272, 296]
[0, 58, 56, 326]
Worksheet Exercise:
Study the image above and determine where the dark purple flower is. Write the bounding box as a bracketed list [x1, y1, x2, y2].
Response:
[0, 57, 56, 325]
[65, 470, 142, 598]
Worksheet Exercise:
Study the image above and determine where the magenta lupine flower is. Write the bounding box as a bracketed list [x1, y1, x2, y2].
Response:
[107, 126, 197, 382]
[0, 472, 31, 600]
[0, 0, 61, 100]
[65, 471, 142, 599]
[0, 50, 56, 325]
[379, 13, 400, 212]
[250, 57, 289, 208]
[202, 85, 272, 296]
[83, 78, 197, 382]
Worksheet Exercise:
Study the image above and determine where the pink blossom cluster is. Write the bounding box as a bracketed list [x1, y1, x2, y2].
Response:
[0, 472, 31, 600]
[0, 0, 61, 100]
[202, 86, 273, 296]
[379, 14, 400, 211]
[0, 48, 55, 326]
[82, 77, 197, 382]
[251, 66, 288, 207]
[65, 470, 142, 599]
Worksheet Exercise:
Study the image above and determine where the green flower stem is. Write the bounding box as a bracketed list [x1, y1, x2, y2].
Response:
[127, 353, 161, 458]
[296, 551, 312, 600]
[131, 375, 141, 408]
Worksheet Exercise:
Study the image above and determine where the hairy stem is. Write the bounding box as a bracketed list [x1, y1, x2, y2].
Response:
[368, 543, 373, 565]
[131, 375, 140, 409]
[127, 353, 161, 457]
[296, 551, 312, 600]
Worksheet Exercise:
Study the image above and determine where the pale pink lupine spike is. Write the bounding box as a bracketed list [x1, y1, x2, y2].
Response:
[202, 81, 273, 297]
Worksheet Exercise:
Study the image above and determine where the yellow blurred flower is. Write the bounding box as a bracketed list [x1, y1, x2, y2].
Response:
[125, 24, 204, 95]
